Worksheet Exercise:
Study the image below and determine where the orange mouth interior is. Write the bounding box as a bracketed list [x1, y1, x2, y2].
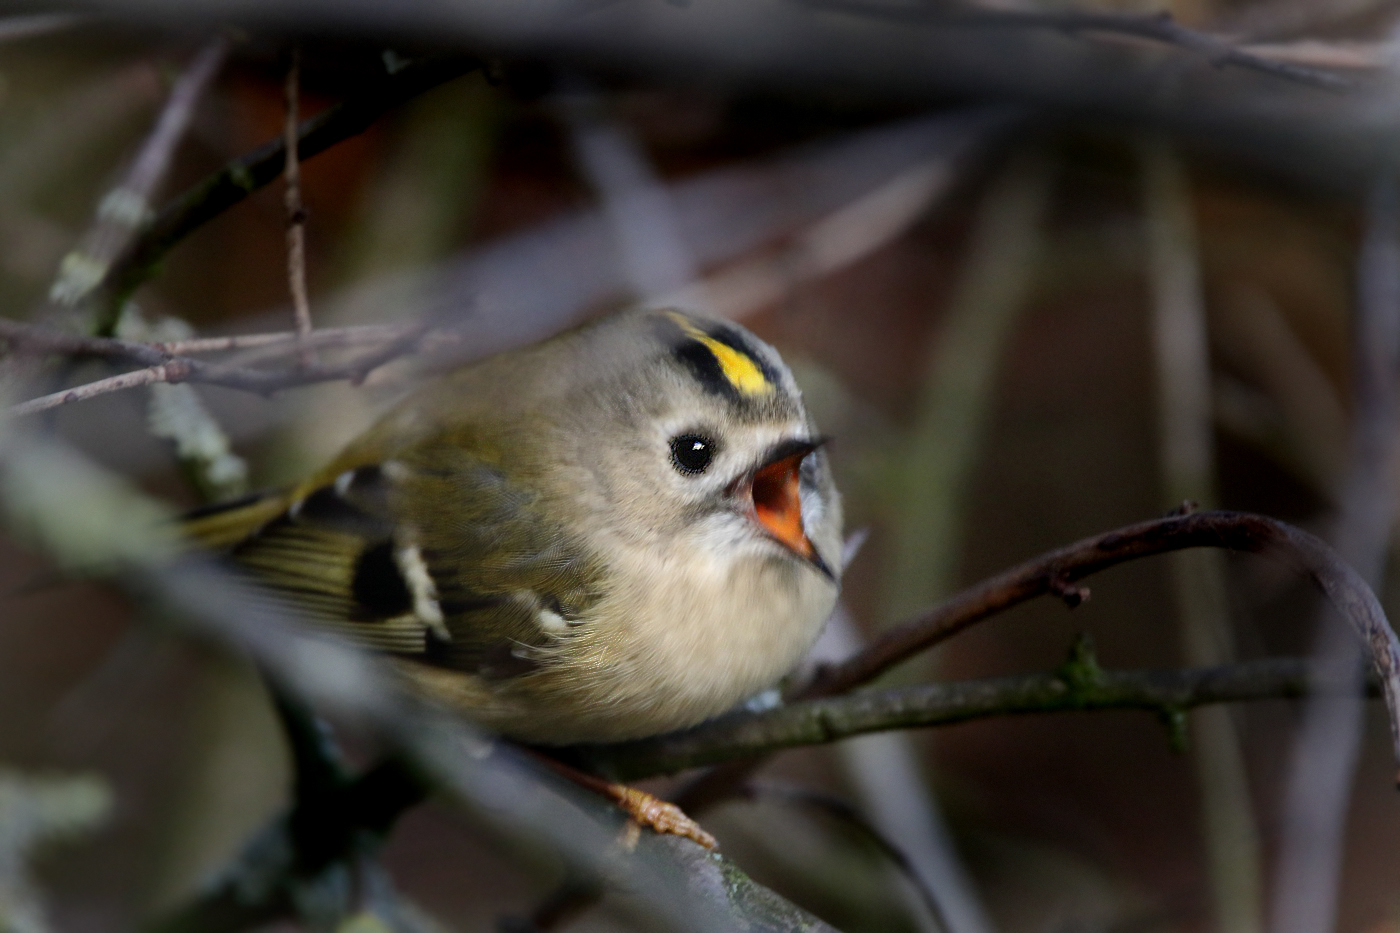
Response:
[751, 453, 813, 559]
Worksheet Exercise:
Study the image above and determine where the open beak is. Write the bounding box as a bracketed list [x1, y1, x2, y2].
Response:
[736, 439, 833, 580]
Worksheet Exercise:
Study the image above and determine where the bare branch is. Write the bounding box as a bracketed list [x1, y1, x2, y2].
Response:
[674, 510, 1400, 813]
[96, 53, 482, 322]
[595, 657, 1352, 781]
[0, 319, 446, 416]
[281, 47, 315, 364]
[801, 0, 1353, 90]
[0, 317, 423, 361]
[48, 35, 230, 318]
[156, 324, 415, 356]
[9, 362, 194, 416]
[0, 317, 170, 366]
[804, 510, 1400, 746]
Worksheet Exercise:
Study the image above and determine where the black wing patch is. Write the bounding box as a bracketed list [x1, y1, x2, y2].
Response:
[203, 454, 602, 684]
[351, 541, 414, 618]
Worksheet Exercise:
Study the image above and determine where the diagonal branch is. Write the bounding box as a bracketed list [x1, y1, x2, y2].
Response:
[674, 509, 1400, 812]
[48, 34, 230, 318]
[94, 53, 481, 327]
[805, 509, 1400, 760]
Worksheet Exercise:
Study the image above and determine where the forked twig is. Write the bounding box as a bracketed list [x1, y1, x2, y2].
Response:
[96, 54, 481, 320]
[670, 510, 1400, 811]
[2, 325, 438, 418]
[48, 35, 230, 321]
[807, 511, 1400, 728]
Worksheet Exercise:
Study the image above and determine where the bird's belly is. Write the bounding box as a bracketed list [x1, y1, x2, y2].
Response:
[491, 548, 837, 744]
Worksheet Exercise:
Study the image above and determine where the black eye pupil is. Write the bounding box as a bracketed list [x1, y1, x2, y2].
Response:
[670, 434, 715, 475]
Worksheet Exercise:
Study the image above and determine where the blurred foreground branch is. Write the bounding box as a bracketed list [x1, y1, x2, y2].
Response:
[4, 418, 1397, 930]
[150, 650, 1380, 930]
[46, 35, 229, 320]
[0, 432, 835, 933]
[803, 0, 1351, 89]
[33, 0, 1396, 187]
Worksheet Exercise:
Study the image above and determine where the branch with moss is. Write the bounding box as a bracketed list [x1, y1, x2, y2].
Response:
[673, 508, 1400, 811]
[143, 649, 1376, 931]
[804, 509, 1400, 741]
[594, 653, 1351, 781]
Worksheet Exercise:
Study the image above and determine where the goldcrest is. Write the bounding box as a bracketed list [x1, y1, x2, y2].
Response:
[184, 308, 843, 745]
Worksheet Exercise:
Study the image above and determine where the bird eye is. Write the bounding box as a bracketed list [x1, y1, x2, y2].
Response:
[669, 434, 716, 475]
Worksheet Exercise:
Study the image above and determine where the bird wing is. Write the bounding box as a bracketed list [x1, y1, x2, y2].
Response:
[181, 440, 605, 679]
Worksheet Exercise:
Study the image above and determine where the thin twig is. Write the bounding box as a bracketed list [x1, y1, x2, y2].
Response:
[805, 511, 1400, 724]
[10, 362, 194, 417]
[0, 317, 422, 360]
[156, 324, 415, 356]
[595, 658, 1359, 780]
[96, 54, 482, 324]
[0, 317, 171, 366]
[282, 47, 314, 366]
[801, 0, 1353, 90]
[675, 509, 1400, 812]
[0, 317, 448, 417]
[820, 607, 993, 933]
[3, 331, 437, 418]
[48, 35, 230, 318]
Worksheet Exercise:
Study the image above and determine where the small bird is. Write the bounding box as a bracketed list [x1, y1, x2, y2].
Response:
[183, 308, 843, 844]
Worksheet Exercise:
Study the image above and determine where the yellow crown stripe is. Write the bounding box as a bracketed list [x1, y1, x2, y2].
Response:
[668, 313, 772, 396]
